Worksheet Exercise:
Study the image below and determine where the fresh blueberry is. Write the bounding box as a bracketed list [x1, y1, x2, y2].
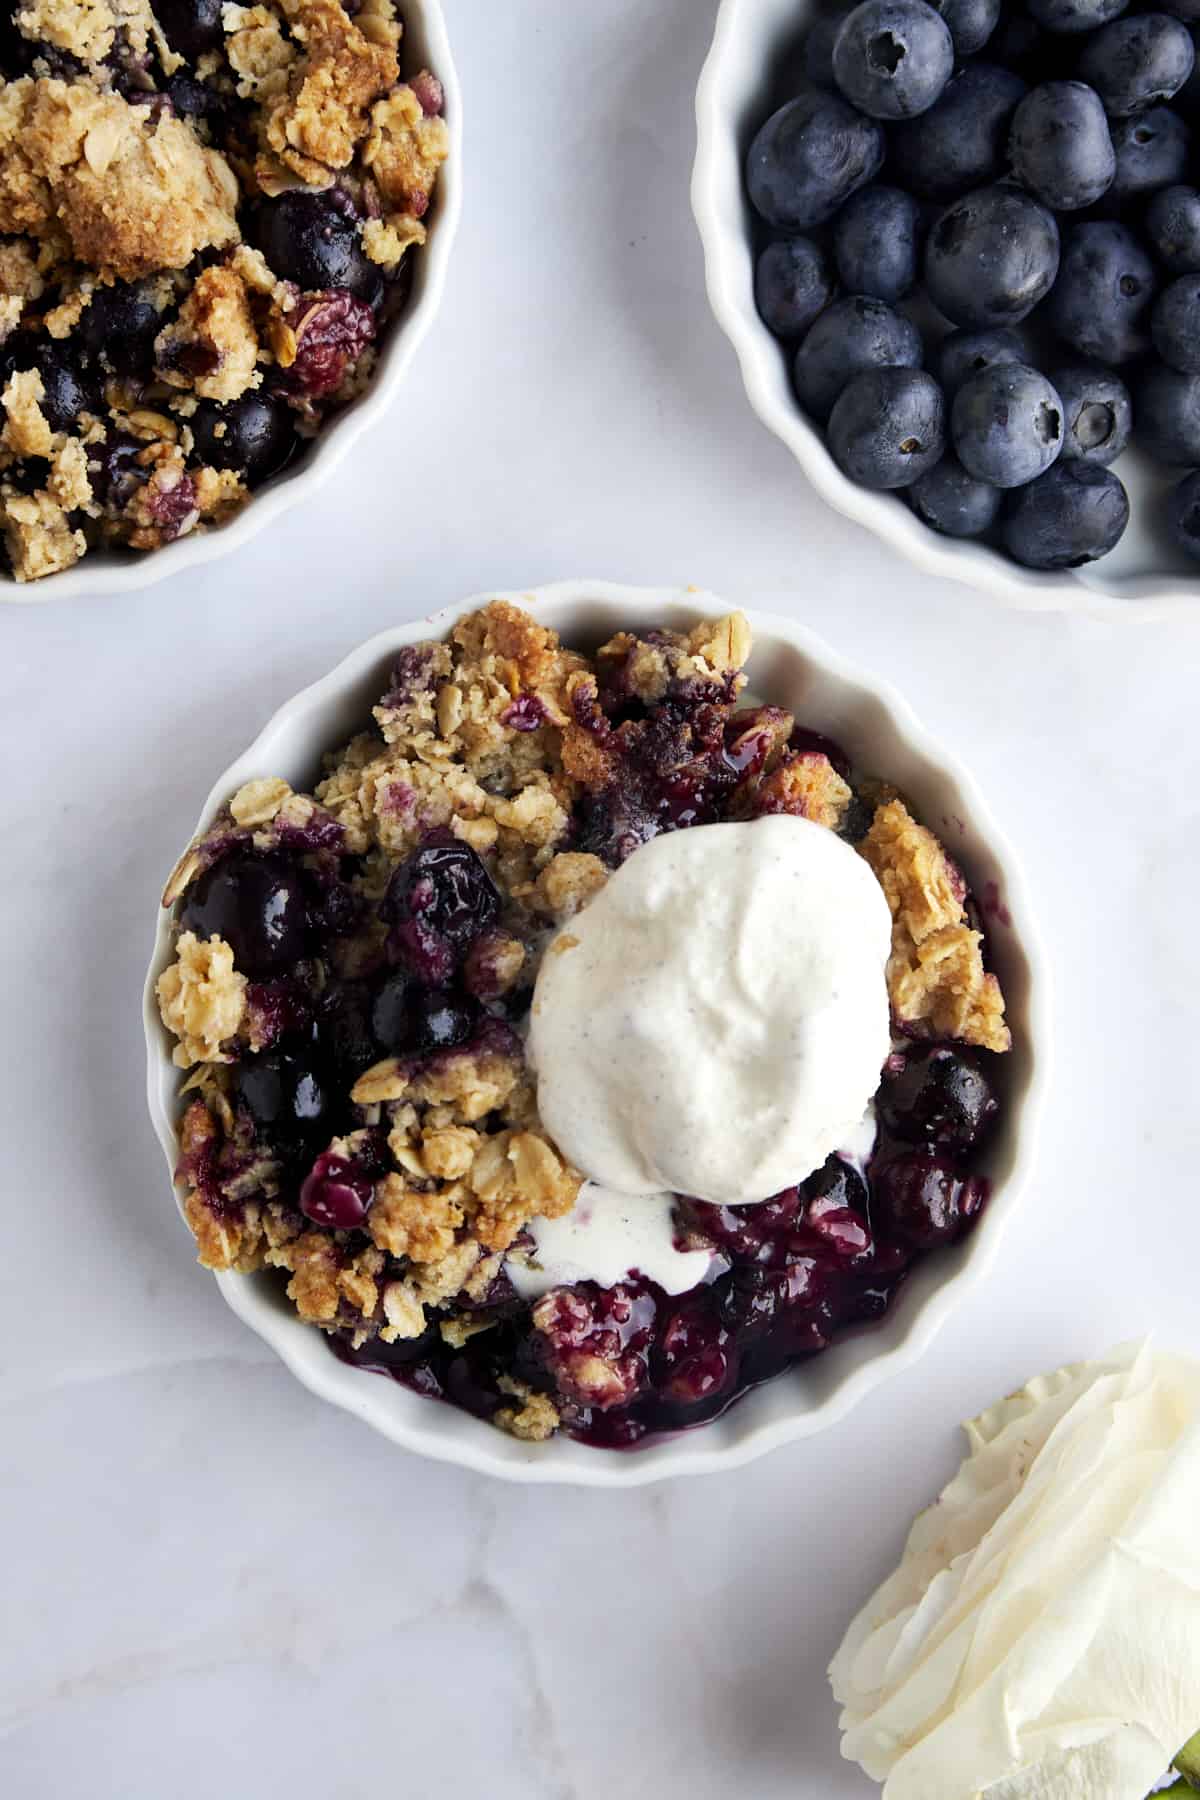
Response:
[1136, 362, 1200, 463]
[1051, 362, 1132, 462]
[1008, 82, 1115, 210]
[805, 0, 858, 85]
[411, 989, 477, 1052]
[938, 326, 1027, 393]
[951, 361, 1064, 486]
[986, 12, 1058, 78]
[181, 852, 311, 978]
[1026, 0, 1128, 33]
[746, 91, 885, 229]
[1145, 184, 1200, 272]
[755, 237, 836, 339]
[827, 365, 945, 488]
[190, 394, 298, 487]
[927, 0, 1000, 56]
[1077, 14, 1195, 117]
[1109, 106, 1190, 198]
[1151, 274, 1200, 372]
[910, 455, 1002, 534]
[878, 1045, 1000, 1150]
[250, 191, 384, 304]
[1168, 467, 1200, 558]
[151, 0, 224, 58]
[833, 0, 954, 119]
[1045, 221, 1156, 363]
[77, 281, 161, 375]
[925, 186, 1060, 328]
[1001, 461, 1129, 566]
[888, 64, 1027, 203]
[380, 834, 500, 984]
[793, 295, 923, 419]
[833, 185, 921, 301]
[370, 971, 413, 1052]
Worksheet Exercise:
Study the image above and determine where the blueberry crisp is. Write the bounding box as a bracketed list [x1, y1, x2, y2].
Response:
[0, 0, 447, 581]
[157, 603, 1012, 1448]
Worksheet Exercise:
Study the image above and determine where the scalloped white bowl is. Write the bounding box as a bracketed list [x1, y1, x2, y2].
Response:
[144, 579, 1048, 1485]
[2, 0, 460, 606]
[693, 0, 1200, 619]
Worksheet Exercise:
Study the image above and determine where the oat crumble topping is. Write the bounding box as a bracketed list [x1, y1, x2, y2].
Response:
[157, 603, 1014, 1445]
[0, 0, 446, 580]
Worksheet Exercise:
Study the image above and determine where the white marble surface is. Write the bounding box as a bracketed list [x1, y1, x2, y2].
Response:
[4, 1, 1200, 1792]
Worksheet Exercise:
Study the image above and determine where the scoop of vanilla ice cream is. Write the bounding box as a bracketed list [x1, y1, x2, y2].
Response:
[829, 1341, 1200, 1800]
[528, 815, 892, 1208]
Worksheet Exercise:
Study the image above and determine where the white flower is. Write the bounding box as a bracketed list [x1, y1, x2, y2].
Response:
[829, 1342, 1200, 1799]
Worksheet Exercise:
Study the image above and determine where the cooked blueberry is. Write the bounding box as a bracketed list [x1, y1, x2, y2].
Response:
[833, 0, 954, 119]
[1151, 275, 1200, 373]
[1046, 222, 1156, 364]
[236, 1050, 327, 1138]
[85, 431, 144, 508]
[1168, 467, 1200, 558]
[370, 971, 412, 1051]
[380, 835, 500, 984]
[1009, 83, 1115, 211]
[745, 91, 885, 229]
[833, 185, 921, 301]
[411, 990, 477, 1052]
[938, 327, 1026, 394]
[793, 295, 922, 420]
[1146, 185, 1200, 273]
[316, 978, 377, 1074]
[32, 343, 94, 430]
[910, 455, 1002, 535]
[1077, 14, 1194, 118]
[165, 72, 229, 118]
[925, 187, 1060, 328]
[878, 1045, 999, 1149]
[77, 281, 161, 375]
[1026, 0, 1128, 32]
[888, 64, 1027, 203]
[652, 1292, 737, 1407]
[1136, 362, 1200, 463]
[1001, 461, 1129, 566]
[951, 362, 1063, 486]
[1109, 107, 1190, 198]
[181, 852, 311, 978]
[299, 1151, 372, 1229]
[874, 1152, 981, 1247]
[927, 0, 999, 55]
[1052, 363, 1132, 463]
[754, 237, 836, 339]
[190, 394, 298, 487]
[151, 0, 224, 58]
[827, 365, 945, 487]
[250, 191, 383, 304]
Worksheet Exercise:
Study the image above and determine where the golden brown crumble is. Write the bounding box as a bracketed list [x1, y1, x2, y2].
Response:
[259, 0, 398, 185]
[156, 931, 248, 1066]
[494, 1379, 561, 1443]
[861, 799, 1011, 1052]
[155, 265, 260, 404]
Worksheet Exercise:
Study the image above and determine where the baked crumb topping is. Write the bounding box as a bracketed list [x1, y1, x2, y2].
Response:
[157, 603, 1015, 1442]
[0, 0, 445, 580]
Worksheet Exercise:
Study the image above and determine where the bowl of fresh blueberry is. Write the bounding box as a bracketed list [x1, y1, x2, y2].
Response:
[694, 0, 1200, 612]
[143, 581, 1047, 1485]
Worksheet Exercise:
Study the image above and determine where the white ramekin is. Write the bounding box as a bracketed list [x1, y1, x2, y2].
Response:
[143, 580, 1049, 1486]
[2, 0, 461, 606]
[693, 0, 1199, 620]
